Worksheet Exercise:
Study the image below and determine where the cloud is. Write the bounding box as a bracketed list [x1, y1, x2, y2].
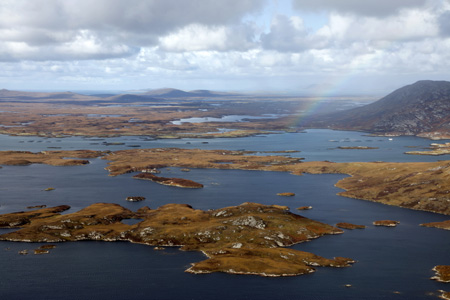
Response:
[159, 23, 256, 52]
[261, 8, 439, 53]
[261, 15, 329, 52]
[439, 11, 450, 36]
[291, 0, 429, 17]
[0, 0, 264, 61]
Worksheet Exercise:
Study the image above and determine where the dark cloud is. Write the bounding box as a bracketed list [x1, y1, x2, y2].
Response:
[439, 11, 450, 36]
[292, 0, 428, 17]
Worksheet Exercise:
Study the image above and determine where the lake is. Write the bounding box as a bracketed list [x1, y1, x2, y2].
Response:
[0, 130, 449, 299]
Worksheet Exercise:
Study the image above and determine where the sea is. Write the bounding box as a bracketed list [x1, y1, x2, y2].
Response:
[0, 129, 449, 300]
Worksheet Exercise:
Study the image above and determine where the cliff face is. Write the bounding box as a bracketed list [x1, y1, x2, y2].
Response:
[309, 80, 450, 138]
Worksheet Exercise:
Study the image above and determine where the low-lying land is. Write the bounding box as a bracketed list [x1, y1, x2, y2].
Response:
[406, 143, 450, 156]
[336, 222, 366, 229]
[1, 148, 450, 215]
[0, 202, 354, 276]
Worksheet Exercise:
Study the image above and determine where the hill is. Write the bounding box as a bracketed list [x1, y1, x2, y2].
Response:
[143, 88, 238, 98]
[306, 80, 450, 139]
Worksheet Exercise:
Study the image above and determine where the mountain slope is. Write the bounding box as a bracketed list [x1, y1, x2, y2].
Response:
[308, 80, 450, 138]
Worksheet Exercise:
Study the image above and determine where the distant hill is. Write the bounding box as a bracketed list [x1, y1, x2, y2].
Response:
[143, 88, 238, 98]
[306, 80, 450, 138]
[0, 89, 98, 102]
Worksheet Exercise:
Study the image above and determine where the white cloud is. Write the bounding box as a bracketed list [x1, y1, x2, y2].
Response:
[159, 23, 256, 52]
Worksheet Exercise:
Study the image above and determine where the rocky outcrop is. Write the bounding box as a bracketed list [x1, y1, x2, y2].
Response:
[0, 202, 353, 277]
[126, 196, 146, 202]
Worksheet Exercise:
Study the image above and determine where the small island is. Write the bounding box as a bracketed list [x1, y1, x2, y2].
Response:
[297, 206, 312, 210]
[133, 173, 204, 188]
[0, 202, 354, 277]
[277, 192, 295, 197]
[373, 220, 400, 227]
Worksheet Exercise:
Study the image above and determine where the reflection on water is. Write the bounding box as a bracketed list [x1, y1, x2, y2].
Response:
[171, 114, 283, 125]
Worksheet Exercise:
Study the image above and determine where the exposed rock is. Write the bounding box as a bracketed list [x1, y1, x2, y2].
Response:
[126, 196, 146, 202]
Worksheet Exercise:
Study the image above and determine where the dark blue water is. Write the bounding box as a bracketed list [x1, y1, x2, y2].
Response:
[0, 131, 449, 299]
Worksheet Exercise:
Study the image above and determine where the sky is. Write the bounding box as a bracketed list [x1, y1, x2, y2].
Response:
[0, 0, 450, 95]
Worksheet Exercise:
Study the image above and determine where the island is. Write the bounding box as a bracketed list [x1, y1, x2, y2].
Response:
[133, 173, 204, 188]
[277, 192, 295, 197]
[373, 220, 400, 227]
[0, 202, 354, 277]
